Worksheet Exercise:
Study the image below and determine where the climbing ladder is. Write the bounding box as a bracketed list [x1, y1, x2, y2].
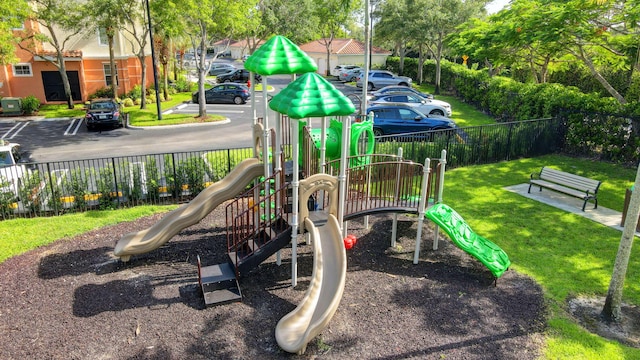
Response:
[197, 171, 293, 306]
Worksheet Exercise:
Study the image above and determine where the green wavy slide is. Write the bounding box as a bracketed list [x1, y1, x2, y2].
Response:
[425, 203, 511, 278]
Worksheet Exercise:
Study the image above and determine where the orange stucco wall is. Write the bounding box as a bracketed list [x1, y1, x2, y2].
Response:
[0, 50, 154, 104]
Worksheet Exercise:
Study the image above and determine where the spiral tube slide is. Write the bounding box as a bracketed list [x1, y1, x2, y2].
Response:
[275, 215, 347, 354]
[114, 158, 264, 261]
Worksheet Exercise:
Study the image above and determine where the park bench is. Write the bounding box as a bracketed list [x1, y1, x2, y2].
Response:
[528, 167, 601, 211]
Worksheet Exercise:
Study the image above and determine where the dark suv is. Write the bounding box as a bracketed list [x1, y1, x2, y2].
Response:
[85, 98, 124, 131]
[216, 69, 261, 83]
[365, 104, 456, 137]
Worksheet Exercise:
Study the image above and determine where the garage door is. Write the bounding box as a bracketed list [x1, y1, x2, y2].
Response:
[42, 71, 81, 102]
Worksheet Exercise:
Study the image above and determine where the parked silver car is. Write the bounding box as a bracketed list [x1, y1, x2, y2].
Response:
[332, 64, 360, 77]
[356, 70, 412, 91]
[369, 92, 452, 117]
[338, 68, 363, 82]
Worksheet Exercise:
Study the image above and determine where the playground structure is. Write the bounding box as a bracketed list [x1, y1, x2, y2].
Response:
[113, 35, 511, 355]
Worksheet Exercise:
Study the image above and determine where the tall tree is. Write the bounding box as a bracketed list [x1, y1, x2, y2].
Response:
[242, 0, 319, 53]
[375, 0, 412, 75]
[179, 0, 254, 119]
[603, 163, 640, 321]
[313, 0, 360, 76]
[16, 0, 89, 109]
[409, 0, 488, 93]
[0, 0, 30, 65]
[150, 0, 189, 101]
[88, 0, 129, 98]
[119, 0, 151, 109]
[489, 0, 640, 103]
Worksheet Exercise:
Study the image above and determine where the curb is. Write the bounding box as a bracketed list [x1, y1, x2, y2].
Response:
[126, 118, 231, 130]
[0, 114, 231, 129]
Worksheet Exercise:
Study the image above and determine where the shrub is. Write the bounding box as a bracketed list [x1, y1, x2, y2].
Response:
[18, 171, 43, 213]
[144, 157, 160, 201]
[126, 85, 142, 100]
[90, 87, 115, 99]
[21, 95, 40, 115]
[0, 179, 17, 218]
[122, 98, 134, 107]
[174, 78, 191, 93]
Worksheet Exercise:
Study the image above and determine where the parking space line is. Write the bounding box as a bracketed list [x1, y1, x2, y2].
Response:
[2, 121, 29, 139]
[64, 118, 83, 136]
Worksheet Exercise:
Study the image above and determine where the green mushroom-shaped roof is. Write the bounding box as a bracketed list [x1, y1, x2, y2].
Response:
[269, 72, 356, 119]
[244, 35, 317, 75]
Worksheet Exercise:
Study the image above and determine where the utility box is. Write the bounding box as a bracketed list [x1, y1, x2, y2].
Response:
[1, 97, 22, 116]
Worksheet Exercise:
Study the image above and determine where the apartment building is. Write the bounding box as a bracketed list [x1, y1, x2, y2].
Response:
[0, 19, 153, 104]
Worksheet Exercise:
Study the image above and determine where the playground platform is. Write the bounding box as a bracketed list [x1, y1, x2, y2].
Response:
[505, 183, 640, 236]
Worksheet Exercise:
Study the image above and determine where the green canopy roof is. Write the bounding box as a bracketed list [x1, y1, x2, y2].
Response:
[244, 35, 317, 76]
[269, 72, 356, 119]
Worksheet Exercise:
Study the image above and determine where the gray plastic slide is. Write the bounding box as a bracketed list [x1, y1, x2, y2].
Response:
[114, 157, 264, 261]
[275, 214, 347, 354]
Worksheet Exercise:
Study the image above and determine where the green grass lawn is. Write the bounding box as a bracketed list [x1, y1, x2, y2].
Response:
[20, 76, 640, 358]
[414, 83, 495, 127]
[37, 84, 274, 127]
[1, 155, 639, 359]
[441, 155, 639, 359]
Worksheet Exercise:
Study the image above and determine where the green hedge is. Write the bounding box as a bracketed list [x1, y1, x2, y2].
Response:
[386, 58, 640, 164]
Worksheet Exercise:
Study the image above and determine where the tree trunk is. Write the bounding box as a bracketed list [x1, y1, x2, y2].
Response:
[108, 33, 118, 98]
[197, 26, 207, 118]
[138, 53, 147, 109]
[325, 40, 332, 77]
[602, 163, 640, 321]
[398, 42, 406, 76]
[434, 33, 443, 95]
[576, 45, 627, 104]
[57, 52, 74, 109]
[418, 44, 424, 85]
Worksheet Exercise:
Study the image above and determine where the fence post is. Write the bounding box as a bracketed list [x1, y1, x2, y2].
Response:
[112, 158, 121, 207]
[506, 122, 514, 160]
[172, 153, 179, 198]
[46, 162, 59, 215]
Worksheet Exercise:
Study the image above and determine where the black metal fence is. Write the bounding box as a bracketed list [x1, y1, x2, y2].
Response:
[0, 118, 565, 220]
[374, 117, 565, 168]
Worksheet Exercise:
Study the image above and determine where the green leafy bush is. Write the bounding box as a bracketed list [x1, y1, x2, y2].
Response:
[18, 171, 43, 213]
[122, 98, 134, 107]
[21, 95, 40, 115]
[174, 77, 191, 93]
[126, 85, 142, 100]
[90, 87, 115, 99]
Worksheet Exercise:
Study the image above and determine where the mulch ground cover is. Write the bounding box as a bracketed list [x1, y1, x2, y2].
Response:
[0, 208, 545, 359]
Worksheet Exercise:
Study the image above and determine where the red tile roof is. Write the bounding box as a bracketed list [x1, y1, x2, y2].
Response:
[299, 38, 391, 55]
[38, 50, 83, 58]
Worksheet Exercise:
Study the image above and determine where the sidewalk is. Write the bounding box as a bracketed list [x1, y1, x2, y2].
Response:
[504, 183, 639, 236]
[0, 115, 49, 122]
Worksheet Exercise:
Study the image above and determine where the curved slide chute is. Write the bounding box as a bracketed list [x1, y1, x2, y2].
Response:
[275, 214, 347, 354]
[114, 157, 264, 261]
[425, 203, 511, 278]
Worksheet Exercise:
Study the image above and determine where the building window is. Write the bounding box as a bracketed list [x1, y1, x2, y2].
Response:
[12, 63, 32, 77]
[98, 28, 108, 46]
[103, 63, 118, 87]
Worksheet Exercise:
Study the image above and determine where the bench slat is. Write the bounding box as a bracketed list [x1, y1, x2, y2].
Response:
[529, 167, 601, 211]
[530, 180, 594, 199]
[539, 168, 600, 192]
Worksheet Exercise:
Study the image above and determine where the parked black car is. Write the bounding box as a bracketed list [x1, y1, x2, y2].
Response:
[216, 69, 261, 83]
[84, 98, 124, 131]
[192, 83, 251, 104]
